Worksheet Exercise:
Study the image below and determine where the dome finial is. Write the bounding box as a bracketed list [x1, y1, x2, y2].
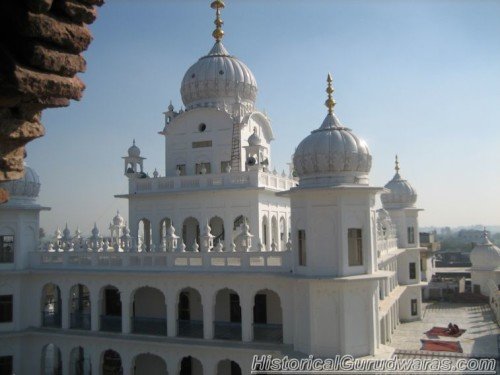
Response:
[133, 139, 136, 146]
[325, 73, 336, 115]
[395, 154, 400, 173]
[211, 0, 225, 42]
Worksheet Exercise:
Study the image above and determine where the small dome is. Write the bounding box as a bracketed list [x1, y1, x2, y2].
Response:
[181, 41, 258, 110]
[381, 156, 417, 209]
[113, 211, 125, 227]
[0, 165, 41, 199]
[470, 230, 500, 270]
[128, 140, 141, 158]
[248, 128, 262, 146]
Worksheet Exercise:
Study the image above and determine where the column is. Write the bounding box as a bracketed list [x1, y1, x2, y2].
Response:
[202, 292, 214, 340]
[241, 294, 253, 342]
[61, 287, 70, 329]
[166, 291, 177, 337]
[121, 292, 131, 334]
[122, 354, 133, 375]
[60, 346, 70, 375]
[281, 294, 293, 344]
[90, 349, 100, 375]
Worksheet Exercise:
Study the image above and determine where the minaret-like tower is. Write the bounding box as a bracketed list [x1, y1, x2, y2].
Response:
[123, 140, 145, 179]
[287, 74, 384, 357]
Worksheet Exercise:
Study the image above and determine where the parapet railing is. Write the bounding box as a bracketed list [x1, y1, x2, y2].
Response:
[131, 170, 297, 194]
[29, 249, 293, 273]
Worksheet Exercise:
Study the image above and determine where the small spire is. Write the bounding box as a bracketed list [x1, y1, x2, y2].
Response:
[133, 139, 136, 146]
[395, 154, 400, 173]
[211, 0, 225, 42]
[325, 73, 336, 115]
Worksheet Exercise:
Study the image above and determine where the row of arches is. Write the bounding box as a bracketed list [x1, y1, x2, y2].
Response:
[137, 214, 289, 251]
[41, 344, 242, 375]
[41, 283, 283, 343]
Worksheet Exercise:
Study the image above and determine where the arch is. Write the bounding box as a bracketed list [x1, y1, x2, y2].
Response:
[261, 216, 269, 249]
[69, 346, 91, 375]
[99, 285, 121, 332]
[182, 217, 200, 250]
[214, 288, 241, 341]
[177, 287, 203, 338]
[209, 216, 224, 245]
[132, 286, 166, 335]
[159, 217, 173, 245]
[69, 284, 90, 330]
[217, 359, 242, 375]
[133, 353, 167, 375]
[138, 218, 152, 251]
[179, 356, 203, 375]
[271, 216, 279, 249]
[101, 349, 122, 375]
[41, 283, 61, 328]
[253, 289, 283, 343]
[41, 343, 62, 375]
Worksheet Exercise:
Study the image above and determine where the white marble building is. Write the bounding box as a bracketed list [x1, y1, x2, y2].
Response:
[0, 1, 426, 374]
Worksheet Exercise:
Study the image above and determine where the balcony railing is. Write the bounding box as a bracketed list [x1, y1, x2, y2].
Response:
[253, 323, 283, 343]
[130, 170, 296, 195]
[70, 312, 91, 330]
[177, 319, 203, 338]
[132, 316, 167, 336]
[31, 250, 292, 273]
[42, 311, 61, 328]
[214, 321, 242, 341]
[100, 315, 121, 332]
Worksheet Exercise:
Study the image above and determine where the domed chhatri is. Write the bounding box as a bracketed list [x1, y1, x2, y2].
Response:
[180, 0, 258, 111]
[128, 139, 141, 158]
[293, 74, 372, 187]
[381, 156, 417, 209]
[248, 128, 262, 146]
[470, 229, 500, 270]
[0, 165, 41, 199]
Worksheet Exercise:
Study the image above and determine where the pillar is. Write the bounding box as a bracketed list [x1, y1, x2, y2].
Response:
[202, 293, 214, 340]
[166, 291, 177, 337]
[121, 292, 131, 334]
[61, 287, 70, 329]
[91, 289, 100, 331]
[241, 294, 253, 342]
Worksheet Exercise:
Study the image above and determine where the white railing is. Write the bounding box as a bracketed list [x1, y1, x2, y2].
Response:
[131, 170, 296, 194]
[376, 237, 398, 256]
[29, 249, 293, 273]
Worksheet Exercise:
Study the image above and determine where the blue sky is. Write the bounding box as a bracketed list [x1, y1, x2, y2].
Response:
[28, 0, 500, 235]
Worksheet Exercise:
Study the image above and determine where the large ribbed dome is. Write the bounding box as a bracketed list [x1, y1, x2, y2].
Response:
[0, 165, 40, 199]
[381, 157, 417, 209]
[293, 113, 372, 186]
[470, 231, 500, 270]
[180, 41, 257, 110]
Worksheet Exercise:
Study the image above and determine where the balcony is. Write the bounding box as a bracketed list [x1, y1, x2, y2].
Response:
[131, 316, 167, 336]
[127, 170, 296, 195]
[70, 312, 90, 330]
[100, 315, 121, 333]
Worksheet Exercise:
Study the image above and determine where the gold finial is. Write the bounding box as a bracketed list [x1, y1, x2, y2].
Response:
[325, 73, 336, 115]
[395, 154, 400, 173]
[211, 0, 225, 42]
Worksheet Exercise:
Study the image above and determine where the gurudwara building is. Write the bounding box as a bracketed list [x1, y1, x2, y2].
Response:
[0, 2, 429, 374]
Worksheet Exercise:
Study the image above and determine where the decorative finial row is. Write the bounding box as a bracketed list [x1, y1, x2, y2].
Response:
[325, 73, 336, 115]
[395, 154, 400, 173]
[211, 0, 225, 42]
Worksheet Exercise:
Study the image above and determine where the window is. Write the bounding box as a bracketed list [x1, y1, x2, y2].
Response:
[407, 227, 415, 244]
[192, 140, 212, 148]
[195, 162, 211, 174]
[198, 123, 207, 132]
[0, 295, 13, 323]
[298, 230, 306, 266]
[176, 164, 186, 176]
[0, 356, 13, 375]
[411, 299, 418, 316]
[0, 236, 14, 263]
[221, 161, 231, 173]
[229, 294, 241, 323]
[348, 228, 363, 266]
[409, 262, 416, 279]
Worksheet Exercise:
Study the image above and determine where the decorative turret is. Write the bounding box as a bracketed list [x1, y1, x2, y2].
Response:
[123, 140, 146, 179]
[381, 155, 417, 209]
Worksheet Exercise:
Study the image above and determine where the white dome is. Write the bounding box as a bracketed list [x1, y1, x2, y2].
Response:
[381, 158, 417, 209]
[293, 112, 372, 186]
[113, 211, 125, 226]
[248, 128, 262, 146]
[470, 231, 500, 270]
[181, 41, 258, 110]
[0, 165, 41, 199]
[128, 140, 141, 158]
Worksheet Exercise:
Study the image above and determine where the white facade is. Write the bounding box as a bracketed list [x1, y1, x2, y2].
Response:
[0, 3, 426, 374]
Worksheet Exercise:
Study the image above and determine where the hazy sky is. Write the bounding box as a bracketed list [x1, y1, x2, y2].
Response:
[28, 0, 500, 236]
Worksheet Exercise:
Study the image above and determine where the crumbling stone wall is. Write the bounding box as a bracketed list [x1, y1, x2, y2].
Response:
[0, 0, 104, 201]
